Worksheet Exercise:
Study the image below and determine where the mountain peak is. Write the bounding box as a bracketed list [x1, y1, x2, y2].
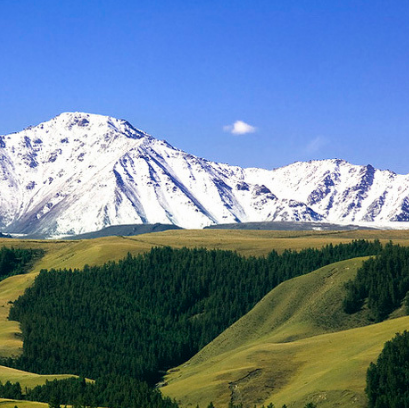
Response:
[26, 112, 150, 142]
[52, 112, 92, 129]
[1, 113, 409, 236]
[50, 111, 118, 128]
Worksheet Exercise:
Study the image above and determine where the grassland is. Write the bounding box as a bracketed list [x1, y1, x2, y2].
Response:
[3, 228, 409, 270]
[162, 257, 409, 408]
[0, 274, 77, 391]
[2, 228, 406, 360]
[1, 228, 409, 405]
[0, 365, 75, 390]
[0, 399, 48, 408]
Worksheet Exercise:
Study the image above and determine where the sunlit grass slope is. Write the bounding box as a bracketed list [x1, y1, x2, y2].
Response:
[1, 229, 409, 404]
[0, 365, 74, 390]
[0, 229, 403, 360]
[0, 399, 48, 408]
[0, 273, 38, 358]
[2, 228, 409, 270]
[162, 258, 409, 408]
[0, 273, 77, 392]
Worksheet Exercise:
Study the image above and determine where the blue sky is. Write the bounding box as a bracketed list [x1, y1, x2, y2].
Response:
[1, 1, 409, 173]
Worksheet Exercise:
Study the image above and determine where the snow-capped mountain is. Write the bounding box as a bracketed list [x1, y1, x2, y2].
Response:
[0, 112, 408, 236]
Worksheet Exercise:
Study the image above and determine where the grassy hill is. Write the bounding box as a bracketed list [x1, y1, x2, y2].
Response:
[4, 228, 409, 270]
[162, 257, 409, 408]
[0, 365, 75, 390]
[1, 229, 404, 361]
[0, 273, 77, 401]
[0, 399, 48, 408]
[1, 229, 409, 406]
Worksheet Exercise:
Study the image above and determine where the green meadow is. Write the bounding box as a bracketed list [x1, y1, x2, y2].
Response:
[0, 399, 48, 408]
[162, 257, 409, 408]
[1, 229, 409, 406]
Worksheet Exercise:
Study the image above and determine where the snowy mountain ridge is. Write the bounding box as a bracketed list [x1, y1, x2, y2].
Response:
[0, 112, 408, 237]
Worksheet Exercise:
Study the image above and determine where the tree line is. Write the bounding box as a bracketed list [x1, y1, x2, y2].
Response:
[4, 241, 382, 407]
[7, 241, 382, 383]
[0, 377, 318, 408]
[366, 330, 409, 407]
[0, 246, 43, 281]
[0, 376, 178, 408]
[343, 242, 409, 321]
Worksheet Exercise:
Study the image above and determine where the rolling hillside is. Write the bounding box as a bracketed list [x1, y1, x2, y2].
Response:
[162, 257, 409, 408]
[0, 399, 48, 408]
[1, 229, 409, 407]
[2, 226, 409, 356]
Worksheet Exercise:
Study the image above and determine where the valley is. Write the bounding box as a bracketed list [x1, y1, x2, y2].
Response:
[1, 229, 409, 408]
[3, 2, 408, 407]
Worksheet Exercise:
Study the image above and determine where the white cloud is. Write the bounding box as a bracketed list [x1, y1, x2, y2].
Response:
[306, 136, 327, 153]
[223, 120, 257, 135]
